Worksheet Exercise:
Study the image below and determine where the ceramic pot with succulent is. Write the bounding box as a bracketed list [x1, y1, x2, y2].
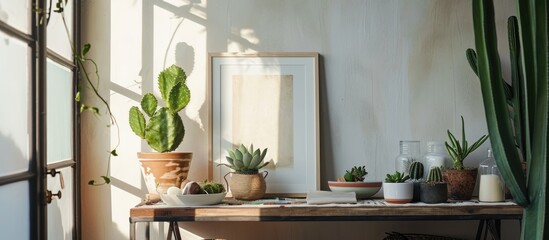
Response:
[129, 65, 192, 199]
[444, 116, 489, 200]
[420, 167, 448, 203]
[328, 166, 382, 199]
[408, 162, 424, 202]
[383, 171, 413, 204]
[218, 144, 272, 200]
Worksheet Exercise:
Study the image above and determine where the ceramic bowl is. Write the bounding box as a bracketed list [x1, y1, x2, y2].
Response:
[328, 181, 382, 199]
[160, 192, 227, 206]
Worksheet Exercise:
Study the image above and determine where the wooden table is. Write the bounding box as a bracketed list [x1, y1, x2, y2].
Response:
[129, 200, 523, 240]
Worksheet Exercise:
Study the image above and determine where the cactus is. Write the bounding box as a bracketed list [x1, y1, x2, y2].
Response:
[471, 0, 549, 238]
[343, 166, 368, 182]
[426, 167, 443, 183]
[129, 65, 190, 152]
[385, 171, 410, 183]
[218, 144, 271, 174]
[408, 162, 424, 181]
[445, 116, 489, 170]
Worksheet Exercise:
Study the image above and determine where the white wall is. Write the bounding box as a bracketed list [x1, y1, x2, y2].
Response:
[80, 0, 519, 239]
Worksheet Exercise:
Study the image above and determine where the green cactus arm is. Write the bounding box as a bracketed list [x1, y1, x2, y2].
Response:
[141, 93, 158, 117]
[144, 107, 185, 152]
[508, 15, 527, 160]
[167, 82, 190, 113]
[467, 48, 514, 105]
[158, 65, 186, 102]
[472, 0, 528, 206]
[129, 106, 146, 139]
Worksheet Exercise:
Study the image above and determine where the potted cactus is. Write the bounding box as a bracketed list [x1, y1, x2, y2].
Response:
[408, 161, 424, 202]
[383, 171, 413, 204]
[443, 116, 489, 200]
[218, 144, 272, 200]
[420, 167, 447, 204]
[129, 64, 192, 199]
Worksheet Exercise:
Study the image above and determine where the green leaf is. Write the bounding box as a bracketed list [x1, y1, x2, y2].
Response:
[234, 149, 243, 160]
[75, 91, 81, 102]
[110, 149, 118, 156]
[82, 43, 91, 57]
[242, 152, 252, 168]
[225, 156, 234, 166]
[248, 154, 261, 169]
[141, 93, 158, 117]
[239, 144, 247, 155]
[129, 106, 146, 139]
[101, 176, 111, 184]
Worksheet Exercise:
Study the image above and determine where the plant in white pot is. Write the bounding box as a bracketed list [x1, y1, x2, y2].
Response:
[129, 64, 192, 199]
[383, 171, 413, 204]
[218, 144, 272, 200]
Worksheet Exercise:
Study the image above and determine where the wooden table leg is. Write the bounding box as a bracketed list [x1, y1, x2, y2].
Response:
[167, 221, 182, 240]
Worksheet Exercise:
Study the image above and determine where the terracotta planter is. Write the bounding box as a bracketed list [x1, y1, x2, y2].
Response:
[383, 182, 414, 204]
[138, 152, 192, 198]
[420, 182, 448, 203]
[443, 168, 477, 200]
[226, 172, 268, 200]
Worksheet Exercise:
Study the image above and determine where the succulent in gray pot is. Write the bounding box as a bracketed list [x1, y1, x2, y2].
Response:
[444, 116, 488, 200]
[218, 144, 272, 200]
[408, 161, 424, 202]
[129, 65, 192, 199]
[420, 167, 447, 204]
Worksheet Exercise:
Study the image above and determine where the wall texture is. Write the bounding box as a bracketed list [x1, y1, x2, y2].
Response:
[80, 0, 519, 239]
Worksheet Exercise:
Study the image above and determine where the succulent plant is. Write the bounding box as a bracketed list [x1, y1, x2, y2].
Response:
[408, 162, 424, 181]
[426, 167, 443, 183]
[218, 144, 271, 174]
[129, 65, 190, 153]
[445, 116, 489, 170]
[385, 171, 410, 183]
[343, 166, 368, 182]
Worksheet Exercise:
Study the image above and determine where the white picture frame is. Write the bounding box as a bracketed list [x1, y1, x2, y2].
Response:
[208, 52, 320, 197]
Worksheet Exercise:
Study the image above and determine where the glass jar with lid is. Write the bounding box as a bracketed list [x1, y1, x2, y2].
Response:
[478, 149, 504, 202]
[422, 141, 447, 178]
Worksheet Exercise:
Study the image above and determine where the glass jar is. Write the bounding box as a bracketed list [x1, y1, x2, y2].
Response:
[479, 149, 504, 202]
[422, 141, 447, 178]
[395, 140, 420, 175]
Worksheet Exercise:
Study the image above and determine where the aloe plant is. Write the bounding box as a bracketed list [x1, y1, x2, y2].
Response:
[470, 0, 547, 238]
[445, 116, 489, 170]
[129, 65, 190, 152]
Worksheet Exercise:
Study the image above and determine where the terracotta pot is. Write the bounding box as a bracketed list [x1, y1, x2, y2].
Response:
[138, 152, 192, 197]
[226, 172, 268, 200]
[383, 182, 414, 204]
[420, 182, 448, 203]
[443, 168, 477, 200]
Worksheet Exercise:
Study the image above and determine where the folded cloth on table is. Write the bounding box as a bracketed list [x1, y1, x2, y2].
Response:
[306, 191, 357, 205]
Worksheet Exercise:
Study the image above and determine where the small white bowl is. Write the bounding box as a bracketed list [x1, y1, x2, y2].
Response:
[328, 181, 382, 199]
[160, 192, 227, 206]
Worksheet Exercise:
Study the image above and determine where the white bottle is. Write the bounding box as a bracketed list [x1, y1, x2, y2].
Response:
[479, 149, 504, 202]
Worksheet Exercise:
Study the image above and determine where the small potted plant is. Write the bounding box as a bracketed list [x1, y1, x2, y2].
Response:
[129, 65, 192, 198]
[383, 171, 413, 204]
[328, 166, 382, 199]
[444, 116, 489, 200]
[420, 167, 447, 203]
[218, 144, 271, 200]
[408, 161, 424, 202]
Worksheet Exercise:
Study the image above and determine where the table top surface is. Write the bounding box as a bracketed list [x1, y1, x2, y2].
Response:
[130, 199, 523, 223]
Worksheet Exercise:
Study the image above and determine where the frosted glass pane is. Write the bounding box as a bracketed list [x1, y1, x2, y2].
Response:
[0, 181, 30, 240]
[47, 59, 73, 163]
[0, 31, 30, 176]
[0, 1, 30, 34]
[47, 0, 73, 59]
[48, 167, 74, 240]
